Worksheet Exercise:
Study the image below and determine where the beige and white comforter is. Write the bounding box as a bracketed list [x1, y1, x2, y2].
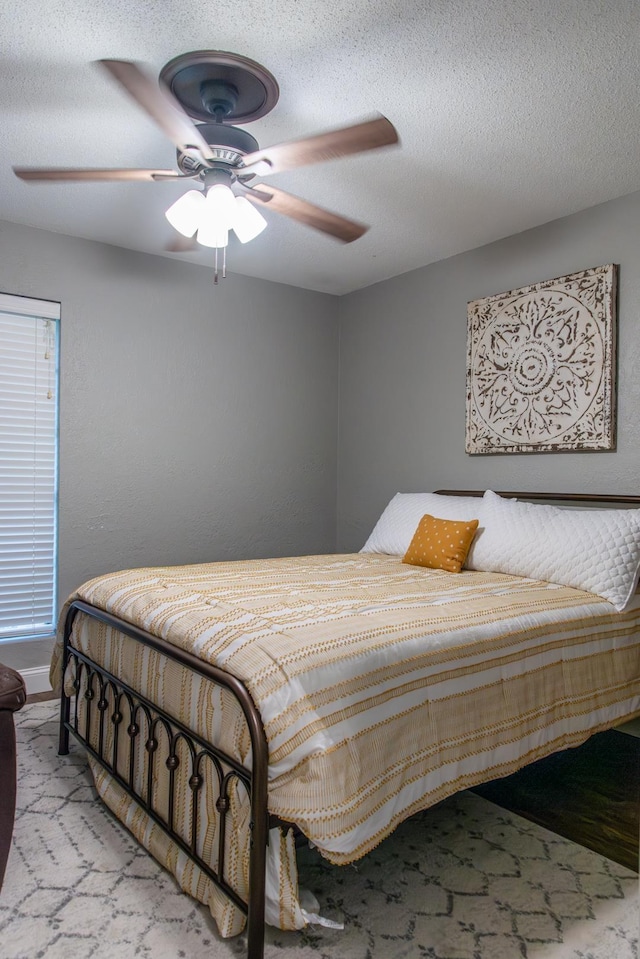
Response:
[51, 553, 640, 934]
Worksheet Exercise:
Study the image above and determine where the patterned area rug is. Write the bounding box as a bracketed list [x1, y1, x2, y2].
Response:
[1, 702, 637, 959]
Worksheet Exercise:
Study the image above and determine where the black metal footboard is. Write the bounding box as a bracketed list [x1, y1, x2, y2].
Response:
[58, 599, 271, 959]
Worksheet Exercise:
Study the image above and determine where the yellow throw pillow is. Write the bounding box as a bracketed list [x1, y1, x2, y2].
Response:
[402, 514, 479, 573]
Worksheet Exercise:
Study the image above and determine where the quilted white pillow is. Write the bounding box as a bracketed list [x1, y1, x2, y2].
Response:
[361, 492, 482, 556]
[468, 489, 640, 611]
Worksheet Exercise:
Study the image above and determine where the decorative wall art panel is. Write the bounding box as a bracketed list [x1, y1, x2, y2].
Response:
[465, 264, 617, 454]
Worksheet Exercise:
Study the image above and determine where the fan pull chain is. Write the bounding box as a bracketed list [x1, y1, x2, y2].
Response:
[213, 246, 227, 284]
[212, 245, 227, 284]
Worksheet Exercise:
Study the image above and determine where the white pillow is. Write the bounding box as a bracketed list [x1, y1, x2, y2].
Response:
[468, 489, 640, 611]
[361, 492, 482, 556]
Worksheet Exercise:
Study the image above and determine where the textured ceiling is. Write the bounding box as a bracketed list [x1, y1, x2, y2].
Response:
[3, 0, 640, 295]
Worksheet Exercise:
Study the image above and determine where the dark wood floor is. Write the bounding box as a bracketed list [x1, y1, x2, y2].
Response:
[472, 730, 640, 872]
[26, 690, 57, 704]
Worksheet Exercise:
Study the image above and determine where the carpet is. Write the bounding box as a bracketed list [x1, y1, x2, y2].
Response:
[1, 701, 637, 959]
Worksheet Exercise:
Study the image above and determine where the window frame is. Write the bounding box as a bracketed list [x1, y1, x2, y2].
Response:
[0, 291, 60, 643]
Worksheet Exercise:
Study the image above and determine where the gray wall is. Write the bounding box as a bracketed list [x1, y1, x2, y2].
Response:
[337, 191, 640, 551]
[0, 220, 338, 670]
[5, 185, 640, 673]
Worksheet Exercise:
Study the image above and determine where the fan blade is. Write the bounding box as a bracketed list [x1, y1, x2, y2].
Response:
[241, 183, 367, 243]
[13, 167, 184, 182]
[240, 114, 398, 177]
[97, 59, 216, 163]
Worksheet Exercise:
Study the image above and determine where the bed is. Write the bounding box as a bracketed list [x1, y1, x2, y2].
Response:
[50, 489, 640, 959]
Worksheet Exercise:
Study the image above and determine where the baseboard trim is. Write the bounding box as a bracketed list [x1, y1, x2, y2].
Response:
[20, 665, 53, 696]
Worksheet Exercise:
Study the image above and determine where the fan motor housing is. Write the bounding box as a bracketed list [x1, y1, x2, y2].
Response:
[177, 123, 260, 174]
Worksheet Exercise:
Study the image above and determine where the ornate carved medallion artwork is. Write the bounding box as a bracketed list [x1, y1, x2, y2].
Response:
[466, 264, 617, 454]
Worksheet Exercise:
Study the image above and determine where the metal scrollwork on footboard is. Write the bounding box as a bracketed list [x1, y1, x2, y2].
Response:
[58, 599, 271, 959]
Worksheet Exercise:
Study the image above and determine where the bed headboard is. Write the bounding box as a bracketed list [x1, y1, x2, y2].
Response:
[435, 490, 640, 507]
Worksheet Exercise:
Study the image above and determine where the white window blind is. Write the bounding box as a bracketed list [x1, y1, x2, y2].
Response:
[0, 293, 59, 641]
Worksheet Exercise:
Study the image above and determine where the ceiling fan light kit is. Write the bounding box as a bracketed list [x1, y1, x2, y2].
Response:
[12, 50, 399, 284]
[165, 189, 205, 236]
[232, 197, 268, 243]
[203, 181, 237, 231]
[165, 173, 267, 256]
[197, 221, 228, 250]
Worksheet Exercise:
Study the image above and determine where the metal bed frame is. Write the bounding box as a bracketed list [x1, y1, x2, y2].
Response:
[58, 491, 640, 959]
[58, 599, 279, 959]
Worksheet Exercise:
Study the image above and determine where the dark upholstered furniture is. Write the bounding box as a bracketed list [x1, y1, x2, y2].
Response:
[0, 665, 27, 891]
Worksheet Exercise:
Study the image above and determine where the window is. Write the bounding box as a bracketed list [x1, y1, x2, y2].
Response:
[0, 293, 59, 641]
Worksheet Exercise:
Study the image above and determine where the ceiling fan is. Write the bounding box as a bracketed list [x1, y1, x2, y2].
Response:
[13, 51, 399, 281]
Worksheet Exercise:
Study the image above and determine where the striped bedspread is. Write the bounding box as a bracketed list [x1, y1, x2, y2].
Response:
[51, 553, 640, 933]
